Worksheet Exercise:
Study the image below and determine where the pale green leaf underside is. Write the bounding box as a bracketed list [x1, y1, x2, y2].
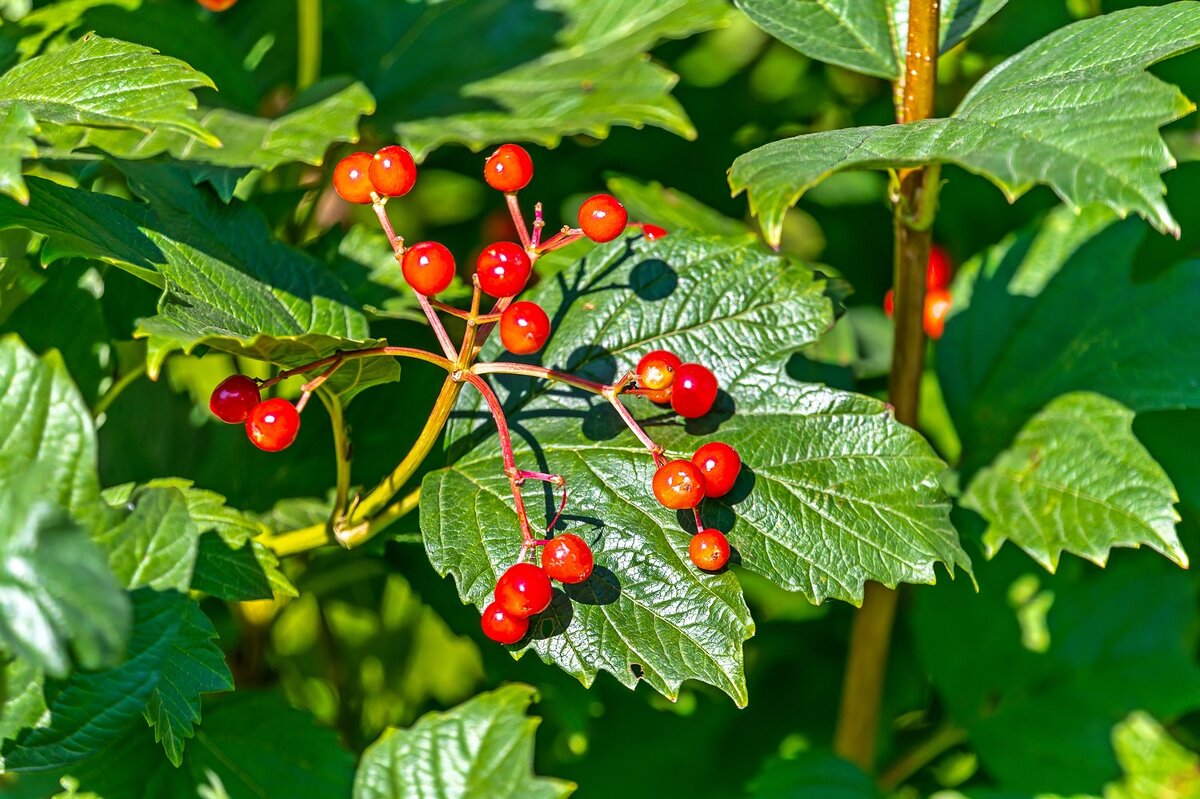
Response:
[735, 0, 1008, 80]
[0, 104, 37, 205]
[1107, 712, 1200, 799]
[963, 392, 1185, 572]
[354, 684, 574, 799]
[398, 0, 729, 158]
[730, 3, 1200, 244]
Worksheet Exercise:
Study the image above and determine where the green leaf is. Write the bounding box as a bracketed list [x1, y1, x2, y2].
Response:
[963, 392, 1186, 572]
[429, 234, 966, 702]
[940, 209, 1200, 471]
[746, 751, 877, 799]
[397, 0, 729, 158]
[735, 0, 1008, 80]
[353, 684, 574, 799]
[730, 3, 1200, 244]
[11, 0, 141, 60]
[0, 169, 398, 403]
[605, 176, 750, 238]
[0, 104, 37, 205]
[0, 34, 216, 145]
[67, 80, 375, 172]
[1106, 712, 1200, 799]
[96, 487, 202, 593]
[4, 590, 231, 771]
[191, 536, 294, 601]
[0, 659, 47, 744]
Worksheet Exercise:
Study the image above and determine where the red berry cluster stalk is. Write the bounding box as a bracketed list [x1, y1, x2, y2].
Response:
[208, 143, 734, 646]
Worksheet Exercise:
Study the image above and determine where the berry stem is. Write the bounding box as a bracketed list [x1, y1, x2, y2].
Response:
[505, 192, 532, 249]
[429, 299, 472, 320]
[457, 370, 536, 544]
[472, 361, 610, 395]
[314, 388, 352, 519]
[372, 201, 458, 362]
[456, 278, 483, 370]
[605, 389, 664, 463]
[531, 202, 545, 249]
[92, 360, 147, 418]
[537, 227, 585, 254]
[258, 346, 454, 390]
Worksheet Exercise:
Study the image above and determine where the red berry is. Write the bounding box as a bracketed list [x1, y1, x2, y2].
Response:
[691, 442, 741, 499]
[925, 288, 952, 340]
[636, 349, 680, 404]
[671, 363, 718, 419]
[484, 144, 534, 192]
[640, 223, 668, 241]
[402, 241, 456, 296]
[209, 375, 260, 424]
[542, 534, 594, 584]
[494, 563, 553, 618]
[500, 301, 550, 355]
[689, 529, 730, 571]
[197, 0, 236, 10]
[245, 398, 300, 452]
[927, 245, 952, 291]
[652, 459, 706, 510]
[368, 145, 417, 197]
[884, 288, 895, 318]
[332, 152, 374, 204]
[476, 242, 532, 298]
[578, 194, 627, 243]
[481, 601, 529, 645]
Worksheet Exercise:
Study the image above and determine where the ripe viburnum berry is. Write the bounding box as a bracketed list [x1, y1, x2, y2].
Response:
[402, 241, 456, 296]
[494, 563, 553, 617]
[500, 301, 550, 354]
[332, 152, 375, 204]
[368, 145, 417, 197]
[927, 244, 952, 291]
[691, 442, 741, 498]
[652, 459, 706, 510]
[484, 144, 534, 192]
[671, 363, 718, 419]
[636, 350, 681, 404]
[542, 534, 594, 584]
[476, 242, 532, 298]
[481, 602, 529, 644]
[884, 288, 895, 318]
[245, 398, 300, 452]
[196, 0, 237, 10]
[640, 223, 669, 241]
[209, 375, 260, 424]
[689, 529, 730, 571]
[578, 194, 627, 243]
[925, 288, 952, 340]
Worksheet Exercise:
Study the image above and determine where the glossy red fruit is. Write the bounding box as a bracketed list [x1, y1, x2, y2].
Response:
[245, 398, 300, 452]
[927, 244, 952, 291]
[542, 534, 594, 584]
[691, 442, 741, 498]
[494, 563, 553, 618]
[689, 529, 730, 571]
[209, 375, 260, 424]
[484, 144, 534, 192]
[578, 194, 628, 243]
[481, 602, 529, 644]
[476, 242, 532, 298]
[402, 241, 456, 296]
[924, 288, 952, 340]
[883, 288, 895, 318]
[641, 223, 669, 241]
[671, 363, 718, 419]
[332, 152, 374, 204]
[652, 459, 706, 510]
[368, 145, 417, 197]
[197, 0, 237, 10]
[500, 301, 550, 354]
[636, 349, 681, 404]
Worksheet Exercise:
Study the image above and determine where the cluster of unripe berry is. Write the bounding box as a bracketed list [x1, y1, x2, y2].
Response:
[884, 244, 954, 339]
[209, 375, 300, 452]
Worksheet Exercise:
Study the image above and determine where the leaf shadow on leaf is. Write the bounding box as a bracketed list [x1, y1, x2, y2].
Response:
[628, 257, 679, 302]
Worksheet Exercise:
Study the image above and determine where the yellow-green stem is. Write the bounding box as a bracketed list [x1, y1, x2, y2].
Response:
[315, 387, 351, 519]
[296, 0, 321, 90]
[92, 361, 147, 418]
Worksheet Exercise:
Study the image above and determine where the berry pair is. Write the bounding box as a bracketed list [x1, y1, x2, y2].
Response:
[210, 375, 300, 452]
[635, 351, 719, 418]
[652, 442, 742, 510]
[333, 145, 418, 205]
[481, 535, 594, 645]
[883, 244, 953, 340]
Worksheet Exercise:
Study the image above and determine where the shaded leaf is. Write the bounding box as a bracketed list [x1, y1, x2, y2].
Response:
[354, 684, 574, 799]
[746, 751, 877, 799]
[0, 659, 46, 744]
[730, 4, 1200, 243]
[0, 104, 36, 204]
[605, 176, 750, 238]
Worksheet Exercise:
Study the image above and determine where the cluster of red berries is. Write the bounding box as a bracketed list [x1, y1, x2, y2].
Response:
[652, 442, 741, 570]
[884, 244, 953, 339]
[482, 534, 595, 644]
[633, 350, 717, 418]
[209, 375, 300, 452]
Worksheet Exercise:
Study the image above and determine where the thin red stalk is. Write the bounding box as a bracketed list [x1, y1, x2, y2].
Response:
[531, 202, 546, 249]
[506, 193, 532, 249]
[537, 228, 585, 254]
[472, 361, 609, 395]
[259, 346, 454, 390]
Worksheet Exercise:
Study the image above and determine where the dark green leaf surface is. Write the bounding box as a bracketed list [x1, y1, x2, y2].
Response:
[4, 590, 230, 771]
[730, 4, 1200, 244]
[428, 234, 966, 702]
[963, 392, 1185, 571]
[746, 751, 877, 799]
[397, 0, 729, 157]
[354, 684, 574, 799]
[735, 0, 1007, 79]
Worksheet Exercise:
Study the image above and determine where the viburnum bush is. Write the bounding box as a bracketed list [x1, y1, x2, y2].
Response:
[0, 0, 1199, 798]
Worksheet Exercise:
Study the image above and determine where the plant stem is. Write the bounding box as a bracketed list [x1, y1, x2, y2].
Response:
[92, 360, 147, 418]
[258, 346, 453, 390]
[472, 361, 610, 395]
[506, 193, 532, 249]
[834, 0, 941, 774]
[315, 387, 351, 519]
[296, 0, 321, 91]
[877, 723, 967, 791]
